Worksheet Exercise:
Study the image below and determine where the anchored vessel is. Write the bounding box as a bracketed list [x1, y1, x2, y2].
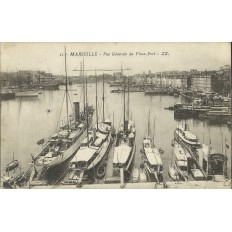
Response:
[0, 90, 15, 100]
[34, 105, 93, 169]
[62, 121, 112, 185]
[113, 76, 136, 184]
[113, 120, 136, 172]
[30, 49, 94, 181]
[13, 71, 39, 97]
[140, 110, 164, 183]
[41, 82, 59, 90]
[172, 144, 188, 181]
[15, 89, 38, 97]
[5, 153, 19, 172]
[174, 124, 227, 181]
[207, 109, 231, 122]
[141, 138, 163, 183]
[62, 73, 112, 185]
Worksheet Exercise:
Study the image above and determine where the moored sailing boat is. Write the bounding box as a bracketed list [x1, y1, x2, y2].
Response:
[172, 144, 188, 181]
[141, 138, 163, 183]
[113, 75, 136, 185]
[31, 48, 94, 175]
[62, 72, 113, 185]
[141, 111, 164, 183]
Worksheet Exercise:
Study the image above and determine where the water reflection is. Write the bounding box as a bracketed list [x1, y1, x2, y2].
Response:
[1, 83, 231, 181]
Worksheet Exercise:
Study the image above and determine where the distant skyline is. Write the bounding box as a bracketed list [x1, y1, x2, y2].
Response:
[0, 43, 230, 76]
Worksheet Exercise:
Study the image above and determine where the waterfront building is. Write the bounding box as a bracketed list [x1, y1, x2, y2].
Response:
[192, 74, 212, 92]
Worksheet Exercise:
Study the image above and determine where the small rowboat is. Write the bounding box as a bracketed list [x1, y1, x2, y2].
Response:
[159, 148, 164, 154]
[96, 165, 106, 179]
[5, 160, 19, 172]
[132, 168, 139, 183]
[140, 171, 147, 182]
[37, 138, 45, 145]
[168, 166, 179, 181]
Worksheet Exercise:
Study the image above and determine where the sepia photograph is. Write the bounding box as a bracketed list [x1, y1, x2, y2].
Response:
[0, 42, 231, 189]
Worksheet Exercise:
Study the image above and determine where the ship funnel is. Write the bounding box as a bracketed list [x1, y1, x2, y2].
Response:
[124, 120, 128, 134]
[73, 102, 80, 123]
[184, 123, 188, 131]
[93, 127, 97, 141]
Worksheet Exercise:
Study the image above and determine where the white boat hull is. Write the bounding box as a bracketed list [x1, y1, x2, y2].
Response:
[87, 131, 112, 170]
[35, 120, 93, 169]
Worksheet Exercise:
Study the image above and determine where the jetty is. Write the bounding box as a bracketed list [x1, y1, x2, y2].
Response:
[30, 180, 231, 189]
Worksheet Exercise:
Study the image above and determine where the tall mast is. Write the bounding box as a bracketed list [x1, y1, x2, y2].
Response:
[80, 62, 84, 112]
[148, 110, 150, 137]
[38, 71, 40, 84]
[17, 71, 19, 85]
[113, 110, 114, 128]
[64, 46, 69, 133]
[153, 116, 156, 140]
[81, 62, 85, 114]
[102, 73, 105, 122]
[151, 73, 153, 87]
[83, 58, 89, 146]
[123, 70, 126, 133]
[127, 76, 129, 120]
[95, 70, 98, 130]
[221, 132, 224, 154]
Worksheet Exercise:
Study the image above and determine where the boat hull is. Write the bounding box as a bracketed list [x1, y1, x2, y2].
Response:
[35, 118, 93, 170]
[142, 160, 163, 182]
[5, 160, 19, 172]
[15, 91, 38, 97]
[168, 166, 179, 181]
[141, 139, 164, 183]
[0, 92, 15, 100]
[41, 83, 59, 90]
[113, 142, 136, 178]
[87, 131, 113, 171]
[173, 161, 188, 181]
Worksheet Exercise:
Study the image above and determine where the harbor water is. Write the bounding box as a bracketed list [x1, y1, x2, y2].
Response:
[1, 83, 231, 181]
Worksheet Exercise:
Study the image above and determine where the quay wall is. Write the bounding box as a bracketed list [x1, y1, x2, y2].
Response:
[30, 180, 231, 189]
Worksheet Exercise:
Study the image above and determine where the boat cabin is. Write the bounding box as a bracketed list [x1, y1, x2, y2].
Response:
[191, 168, 205, 180]
[144, 147, 163, 173]
[70, 122, 111, 170]
[174, 148, 188, 172]
[113, 144, 132, 169]
[70, 146, 98, 170]
[175, 125, 201, 149]
[196, 144, 227, 180]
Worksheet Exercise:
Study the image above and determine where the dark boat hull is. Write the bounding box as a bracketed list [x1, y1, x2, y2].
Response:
[5, 160, 19, 172]
[0, 92, 15, 100]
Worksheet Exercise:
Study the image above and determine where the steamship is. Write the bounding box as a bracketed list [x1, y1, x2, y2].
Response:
[174, 124, 228, 180]
[34, 103, 93, 168]
[32, 47, 94, 170]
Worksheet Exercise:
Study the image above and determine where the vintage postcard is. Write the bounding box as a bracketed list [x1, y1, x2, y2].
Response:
[0, 42, 231, 189]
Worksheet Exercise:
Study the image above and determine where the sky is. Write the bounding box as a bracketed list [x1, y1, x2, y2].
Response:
[0, 42, 231, 76]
